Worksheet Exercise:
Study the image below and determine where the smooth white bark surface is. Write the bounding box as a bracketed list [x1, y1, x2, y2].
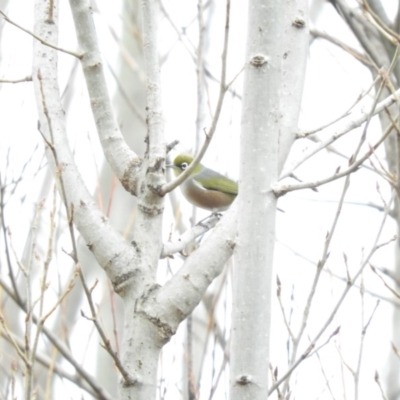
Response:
[69, 0, 140, 191]
[230, 2, 308, 399]
[32, 1, 164, 398]
[32, 0, 138, 291]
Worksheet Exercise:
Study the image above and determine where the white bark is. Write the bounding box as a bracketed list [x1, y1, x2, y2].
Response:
[32, 0, 308, 398]
[31, 3, 125, 399]
[120, 205, 237, 399]
[141, 203, 237, 330]
[114, 0, 167, 398]
[32, 0, 139, 292]
[230, 1, 308, 399]
[94, 0, 146, 394]
[32, 0, 164, 398]
[68, 0, 140, 193]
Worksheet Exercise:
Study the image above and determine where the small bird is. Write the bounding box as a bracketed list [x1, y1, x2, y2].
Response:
[168, 154, 238, 212]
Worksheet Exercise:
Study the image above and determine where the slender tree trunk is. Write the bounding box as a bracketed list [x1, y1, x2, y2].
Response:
[93, 0, 146, 395]
[230, 1, 308, 399]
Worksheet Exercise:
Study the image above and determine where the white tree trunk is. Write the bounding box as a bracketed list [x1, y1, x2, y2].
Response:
[230, 1, 308, 399]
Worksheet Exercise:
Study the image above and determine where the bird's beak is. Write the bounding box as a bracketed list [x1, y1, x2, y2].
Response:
[166, 164, 178, 170]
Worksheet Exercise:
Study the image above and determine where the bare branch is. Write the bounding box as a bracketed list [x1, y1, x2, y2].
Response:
[375, 371, 389, 400]
[68, 0, 140, 192]
[311, 28, 372, 67]
[1, 330, 99, 398]
[281, 86, 400, 181]
[0, 76, 32, 83]
[159, 0, 231, 196]
[269, 191, 396, 396]
[299, 74, 380, 138]
[0, 275, 114, 400]
[160, 215, 220, 258]
[275, 118, 395, 196]
[140, 202, 237, 333]
[0, 9, 82, 58]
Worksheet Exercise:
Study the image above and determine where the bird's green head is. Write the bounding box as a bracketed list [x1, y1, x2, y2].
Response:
[169, 154, 203, 177]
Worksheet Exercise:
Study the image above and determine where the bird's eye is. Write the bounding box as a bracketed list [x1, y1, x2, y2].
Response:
[181, 162, 189, 170]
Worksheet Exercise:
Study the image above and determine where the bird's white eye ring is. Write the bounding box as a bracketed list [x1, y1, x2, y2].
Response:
[181, 162, 189, 170]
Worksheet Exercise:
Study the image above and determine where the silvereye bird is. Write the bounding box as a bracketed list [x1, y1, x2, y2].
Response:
[168, 154, 238, 212]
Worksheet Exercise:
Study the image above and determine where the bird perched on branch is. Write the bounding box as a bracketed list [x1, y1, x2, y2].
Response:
[168, 154, 238, 212]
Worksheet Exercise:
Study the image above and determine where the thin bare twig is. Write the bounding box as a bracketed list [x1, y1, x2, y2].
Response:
[37, 67, 137, 387]
[1, 329, 98, 398]
[310, 28, 372, 67]
[354, 284, 380, 399]
[375, 371, 389, 400]
[298, 75, 380, 138]
[281, 133, 353, 396]
[281, 85, 400, 181]
[24, 197, 46, 400]
[0, 9, 82, 58]
[362, 0, 400, 45]
[0, 173, 23, 305]
[0, 275, 113, 400]
[277, 44, 400, 195]
[370, 264, 400, 299]
[160, 0, 231, 196]
[276, 276, 295, 342]
[269, 192, 396, 396]
[161, 215, 220, 258]
[275, 114, 395, 197]
[278, 239, 400, 306]
[0, 76, 32, 83]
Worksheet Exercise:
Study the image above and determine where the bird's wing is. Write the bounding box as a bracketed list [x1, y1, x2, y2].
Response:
[194, 172, 238, 195]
